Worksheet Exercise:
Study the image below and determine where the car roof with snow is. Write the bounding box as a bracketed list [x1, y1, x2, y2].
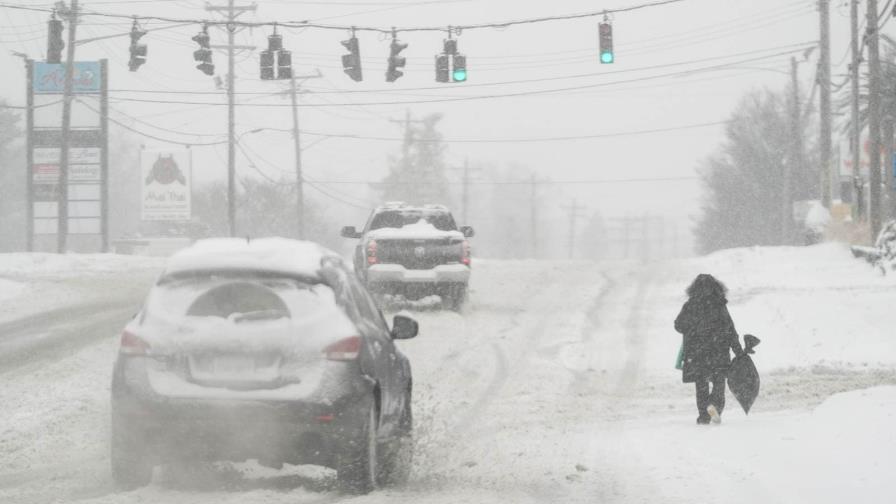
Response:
[161, 237, 341, 280]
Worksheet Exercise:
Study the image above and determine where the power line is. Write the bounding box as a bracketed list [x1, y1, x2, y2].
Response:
[101, 47, 813, 108]
[103, 41, 815, 96]
[0, 0, 689, 34]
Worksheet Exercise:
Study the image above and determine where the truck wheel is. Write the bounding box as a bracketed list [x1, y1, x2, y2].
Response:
[378, 394, 413, 487]
[442, 284, 468, 312]
[111, 412, 153, 491]
[336, 401, 379, 494]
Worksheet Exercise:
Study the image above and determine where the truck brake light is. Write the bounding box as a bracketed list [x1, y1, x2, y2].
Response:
[367, 240, 378, 265]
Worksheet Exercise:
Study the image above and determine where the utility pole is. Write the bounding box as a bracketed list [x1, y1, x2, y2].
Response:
[786, 56, 803, 244]
[819, 0, 833, 209]
[867, 0, 883, 239]
[57, 0, 78, 253]
[206, 0, 256, 237]
[561, 199, 585, 260]
[530, 173, 538, 258]
[286, 72, 321, 240]
[290, 76, 304, 239]
[850, 0, 864, 221]
[461, 159, 470, 224]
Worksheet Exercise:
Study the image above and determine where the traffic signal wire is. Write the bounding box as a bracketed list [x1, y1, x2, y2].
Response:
[0, 0, 688, 34]
[98, 46, 815, 108]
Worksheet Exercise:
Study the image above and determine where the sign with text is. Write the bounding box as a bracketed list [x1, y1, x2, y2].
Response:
[141, 150, 192, 221]
[33, 62, 102, 94]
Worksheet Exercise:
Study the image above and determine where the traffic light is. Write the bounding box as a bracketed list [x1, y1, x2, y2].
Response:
[599, 22, 614, 64]
[128, 21, 147, 72]
[47, 14, 64, 64]
[341, 36, 362, 82]
[435, 54, 449, 82]
[277, 50, 292, 79]
[452, 54, 467, 82]
[443, 38, 457, 56]
[260, 50, 274, 80]
[192, 26, 214, 76]
[386, 38, 407, 82]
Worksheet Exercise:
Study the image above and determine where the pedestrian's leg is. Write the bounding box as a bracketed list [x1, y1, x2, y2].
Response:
[709, 375, 726, 415]
[695, 380, 710, 424]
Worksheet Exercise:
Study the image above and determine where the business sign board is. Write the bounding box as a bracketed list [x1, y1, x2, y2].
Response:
[33, 62, 101, 94]
[27, 60, 107, 252]
[141, 150, 192, 221]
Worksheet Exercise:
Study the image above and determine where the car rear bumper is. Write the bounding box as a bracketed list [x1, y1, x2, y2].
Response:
[366, 263, 470, 284]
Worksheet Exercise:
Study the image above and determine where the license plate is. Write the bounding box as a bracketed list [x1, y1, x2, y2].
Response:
[213, 355, 254, 375]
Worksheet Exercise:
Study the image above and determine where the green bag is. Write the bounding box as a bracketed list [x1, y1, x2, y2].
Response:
[675, 342, 684, 370]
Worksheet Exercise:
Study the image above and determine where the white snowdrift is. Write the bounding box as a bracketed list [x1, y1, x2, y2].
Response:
[649, 243, 896, 371]
[0, 252, 165, 278]
[626, 386, 896, 504]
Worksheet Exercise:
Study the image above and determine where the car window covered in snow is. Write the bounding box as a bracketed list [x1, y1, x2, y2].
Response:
[145, 273, 336, 322]
[368, 209, 457, 231]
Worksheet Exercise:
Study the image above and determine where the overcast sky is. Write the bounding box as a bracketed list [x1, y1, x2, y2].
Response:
[0, 0, 886, 253]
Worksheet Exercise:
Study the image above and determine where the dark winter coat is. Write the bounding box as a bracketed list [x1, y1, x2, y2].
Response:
[674, 276, 744, 383]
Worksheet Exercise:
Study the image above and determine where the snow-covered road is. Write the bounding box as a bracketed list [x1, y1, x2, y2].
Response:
[1, 246, 895, 503]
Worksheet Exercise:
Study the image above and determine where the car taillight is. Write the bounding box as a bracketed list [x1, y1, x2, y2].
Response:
[462, 240, 471, 266]
[324, 336, 362, 361]
[366, 240, 378, 265]
[119, 330, 150, 355]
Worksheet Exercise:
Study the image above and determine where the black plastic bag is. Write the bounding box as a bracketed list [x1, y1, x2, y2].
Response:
[728, 334, 760, 414]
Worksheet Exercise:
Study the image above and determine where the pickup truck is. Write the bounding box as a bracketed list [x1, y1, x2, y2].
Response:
[341, 203, 474, 310]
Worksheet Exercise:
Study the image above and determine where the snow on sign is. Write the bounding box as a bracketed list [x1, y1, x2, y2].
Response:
[141, 150, 192, 221]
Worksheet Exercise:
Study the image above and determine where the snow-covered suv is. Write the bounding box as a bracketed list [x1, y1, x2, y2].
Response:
[341, 203, 474, 310]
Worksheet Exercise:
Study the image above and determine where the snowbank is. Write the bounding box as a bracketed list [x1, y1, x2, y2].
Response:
[626, 386, 896, 504]
[649, 243, 896, 372]
[0, 278, 25, 302]
[0, 252, 165, 279]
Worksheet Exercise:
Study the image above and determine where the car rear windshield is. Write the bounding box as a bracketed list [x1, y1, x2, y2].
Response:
[146, 273, 336, 323]
[368, 209, 457, 231]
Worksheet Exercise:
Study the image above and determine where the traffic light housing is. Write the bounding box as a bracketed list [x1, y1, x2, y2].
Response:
[192, 27, 214, 76]
[599, 22, 614, 64]
[435, 54, 449, 82]
[260, 50, 274, 80]
[341, 36, 362, 82]
[277, 50, 293, 79]
[128, 22, 147, 72]
[386, 38, 407, 82]
[452, 54, 467, 82]
[47, 16, 64, 64]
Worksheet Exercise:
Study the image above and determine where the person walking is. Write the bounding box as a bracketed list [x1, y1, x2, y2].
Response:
[674, 274, 744, 425]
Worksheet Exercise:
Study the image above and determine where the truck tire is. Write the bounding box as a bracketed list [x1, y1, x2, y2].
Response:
[442, 284, 468, 312]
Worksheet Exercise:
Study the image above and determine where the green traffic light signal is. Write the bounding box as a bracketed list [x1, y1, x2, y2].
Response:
[599, 22, 614, 65]
[452, 54, 467, 82]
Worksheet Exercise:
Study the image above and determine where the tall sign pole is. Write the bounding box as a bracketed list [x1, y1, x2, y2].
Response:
[57, 0, 79, 253]
[850, 0, 863, 221]
[26, 60, 34, 252]
[868, 0, 883, 239]
[100, 59, 109, 252]
[819, 0, 833, 209]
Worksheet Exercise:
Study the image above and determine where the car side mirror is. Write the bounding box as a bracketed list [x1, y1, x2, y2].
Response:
[341, 226, 362, 239]
[391, 314, 418, 340]
[460, 226, 475, 238]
